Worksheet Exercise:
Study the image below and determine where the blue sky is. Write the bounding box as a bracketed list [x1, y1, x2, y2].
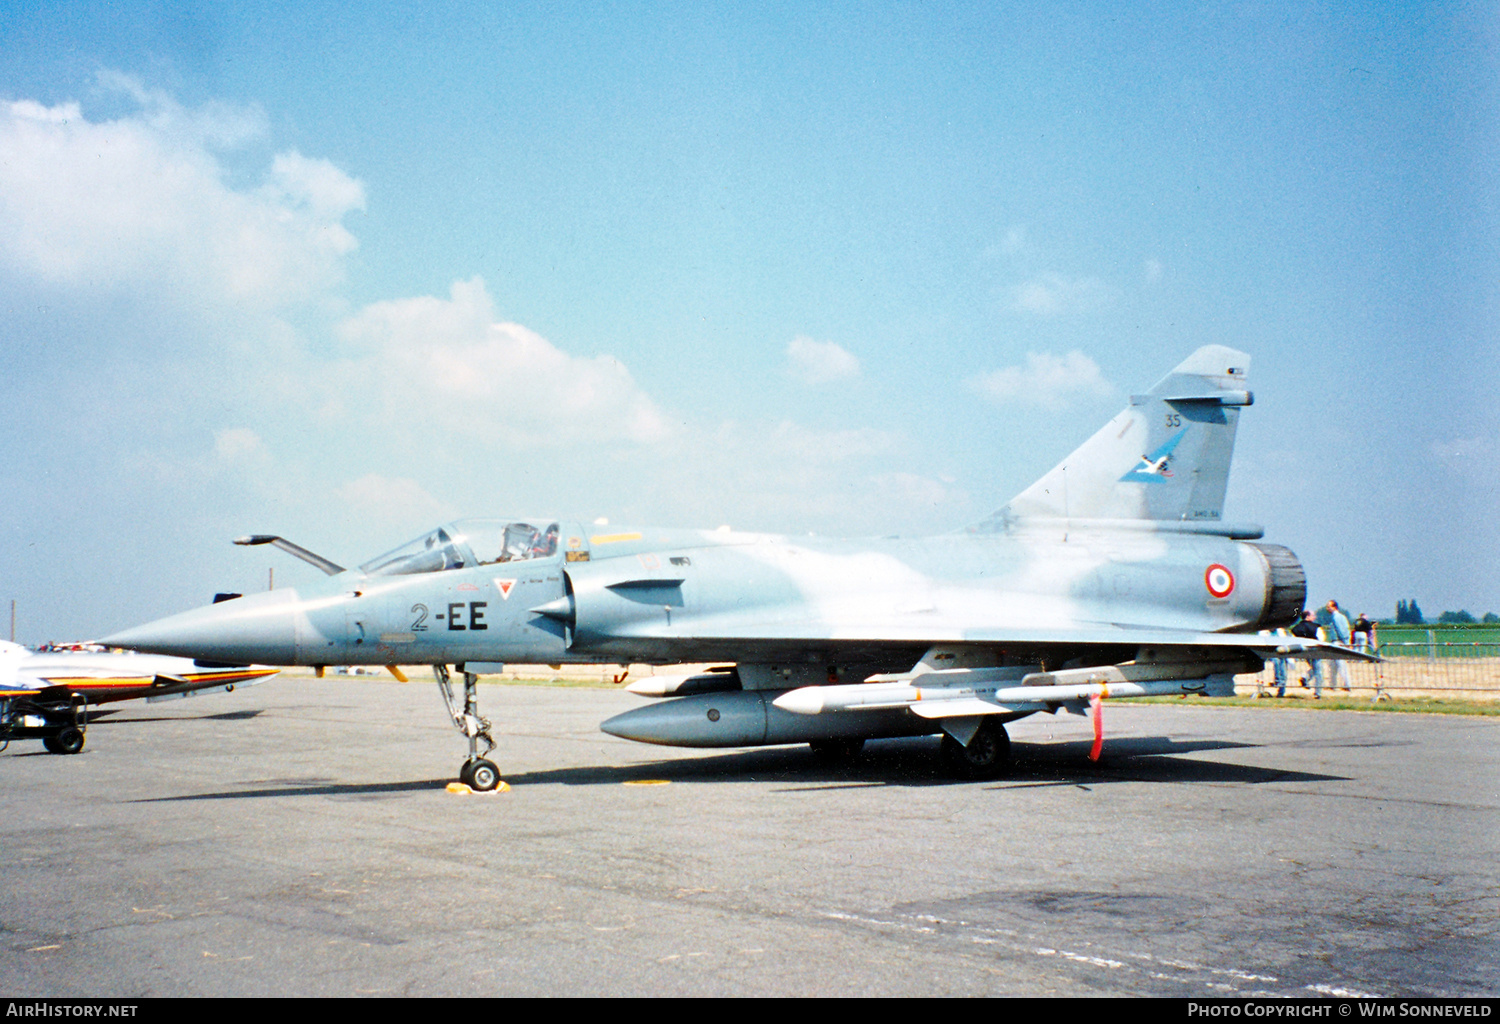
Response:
[2, 3, 1496, 641]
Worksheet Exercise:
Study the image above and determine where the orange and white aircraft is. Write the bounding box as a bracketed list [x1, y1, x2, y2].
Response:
[0, 640, 277, 754]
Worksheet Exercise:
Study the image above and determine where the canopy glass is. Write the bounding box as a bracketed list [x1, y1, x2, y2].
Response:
[360, 518, 560, 576]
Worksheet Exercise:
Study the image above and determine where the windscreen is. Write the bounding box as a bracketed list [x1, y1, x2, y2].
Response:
[360, 519, 559, 576]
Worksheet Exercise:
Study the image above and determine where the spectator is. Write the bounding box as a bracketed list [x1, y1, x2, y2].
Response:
[1290, 610, 1322, 697]
[1326, 600, 1353, 694]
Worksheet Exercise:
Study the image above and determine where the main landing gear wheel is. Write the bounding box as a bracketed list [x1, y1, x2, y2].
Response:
[808, 738, 865, 764]
[43, 726, 86, 755]
[941, 719, 1010, 780]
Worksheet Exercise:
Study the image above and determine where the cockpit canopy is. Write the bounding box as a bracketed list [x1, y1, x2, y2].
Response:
[360, 518, 560, 576]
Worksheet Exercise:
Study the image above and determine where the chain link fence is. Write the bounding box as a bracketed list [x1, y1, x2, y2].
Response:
[1238, 641, 1500, 700]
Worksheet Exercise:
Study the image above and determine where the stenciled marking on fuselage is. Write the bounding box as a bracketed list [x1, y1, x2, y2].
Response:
[1120, 427, 1189, 483]
[438, 601, 489, 630]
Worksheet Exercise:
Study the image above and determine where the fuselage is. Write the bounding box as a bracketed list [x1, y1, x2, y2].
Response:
[102, 517, 1303, 672]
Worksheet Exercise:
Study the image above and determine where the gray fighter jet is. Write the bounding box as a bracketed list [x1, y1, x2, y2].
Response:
[104, 346, 1370, 788]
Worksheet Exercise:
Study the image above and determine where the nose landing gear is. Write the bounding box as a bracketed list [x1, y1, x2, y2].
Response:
[433, 664, 501, 791]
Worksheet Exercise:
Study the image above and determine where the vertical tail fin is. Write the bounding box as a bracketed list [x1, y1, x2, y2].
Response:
[983, 346, 1252, 526]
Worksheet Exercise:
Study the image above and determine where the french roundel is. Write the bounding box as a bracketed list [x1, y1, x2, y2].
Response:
[1205, 564, 1235, 599]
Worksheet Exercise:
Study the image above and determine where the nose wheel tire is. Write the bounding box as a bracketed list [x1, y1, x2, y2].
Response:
[461, 758, 502, 792]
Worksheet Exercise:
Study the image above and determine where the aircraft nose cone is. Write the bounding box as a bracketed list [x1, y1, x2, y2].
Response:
[103, 589, 304, 665]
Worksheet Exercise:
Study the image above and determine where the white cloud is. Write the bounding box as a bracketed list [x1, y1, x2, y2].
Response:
[1013, 273, 1113, 315]
[0, 79, 362, 316]
[95, 70, 269, 148]
[334, 277, 669, 446]
[970, 351, 1116, 410]
[786, 335, 860, 384]
[266, 151, 366, 240]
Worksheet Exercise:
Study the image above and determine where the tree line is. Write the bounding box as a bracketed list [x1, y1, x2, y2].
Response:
[1392, 598, 1499, 625]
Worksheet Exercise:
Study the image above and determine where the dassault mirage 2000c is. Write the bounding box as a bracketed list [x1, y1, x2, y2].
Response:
[104, 347, 1371, 789]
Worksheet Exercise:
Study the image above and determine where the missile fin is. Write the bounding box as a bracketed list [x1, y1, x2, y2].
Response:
[938, 716, 985, 746]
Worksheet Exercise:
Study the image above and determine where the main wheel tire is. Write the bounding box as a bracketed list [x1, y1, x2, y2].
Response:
[44, 726, 85, 755]
[467, 759, 501, 792]
[808, 738, 865, 764]
[941, 720, 1010, 779]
